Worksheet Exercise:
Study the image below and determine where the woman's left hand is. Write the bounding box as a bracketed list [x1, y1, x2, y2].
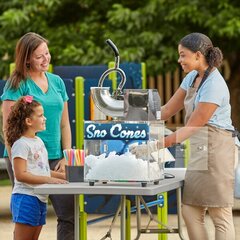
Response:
[54, 158, 66, 172]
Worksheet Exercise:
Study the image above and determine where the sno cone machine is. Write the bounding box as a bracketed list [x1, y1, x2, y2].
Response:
[84, 40, 165, 187]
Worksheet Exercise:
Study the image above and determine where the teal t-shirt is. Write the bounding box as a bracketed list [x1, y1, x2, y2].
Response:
[1, 72, 69, 160]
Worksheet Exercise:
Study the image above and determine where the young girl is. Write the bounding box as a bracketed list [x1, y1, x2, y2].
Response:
[6, 96, 67, 240]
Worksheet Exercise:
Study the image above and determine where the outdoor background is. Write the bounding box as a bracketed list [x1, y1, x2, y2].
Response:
[1, 1, 240, 239]
[0, 0, 240, 128]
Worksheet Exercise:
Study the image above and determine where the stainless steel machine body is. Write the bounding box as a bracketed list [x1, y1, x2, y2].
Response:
[85, 39, 165, 186]
[84, 120, 165, 186]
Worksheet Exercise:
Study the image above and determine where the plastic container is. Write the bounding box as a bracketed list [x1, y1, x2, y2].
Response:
[84, 120, 165, 186]
[65, 166, 84, 182]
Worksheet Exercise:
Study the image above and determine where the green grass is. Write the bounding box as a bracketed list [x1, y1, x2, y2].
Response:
[0, 178, 11, 186]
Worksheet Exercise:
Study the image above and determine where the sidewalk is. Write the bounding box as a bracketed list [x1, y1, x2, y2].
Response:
[1, 185, 240, 240]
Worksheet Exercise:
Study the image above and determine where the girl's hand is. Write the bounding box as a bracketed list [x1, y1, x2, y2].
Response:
[54, 158, 66, 172]
[47, 177, 68, 184]
[51, 170, 66, 180]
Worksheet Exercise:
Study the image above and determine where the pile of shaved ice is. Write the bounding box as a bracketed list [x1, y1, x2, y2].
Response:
[85, 151, 163, 181]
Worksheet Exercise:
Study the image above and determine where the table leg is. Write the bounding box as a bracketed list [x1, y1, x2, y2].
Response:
[79, 195, 87, 240]
[120, 195, 126, 240]
[126, 199, 131, 240]
[135, 196, 141, 240]
[176, 187, 185, 240]
[74, 195, 79, 240]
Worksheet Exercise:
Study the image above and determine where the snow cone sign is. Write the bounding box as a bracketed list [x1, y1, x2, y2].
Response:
[84, 122, 149, 140]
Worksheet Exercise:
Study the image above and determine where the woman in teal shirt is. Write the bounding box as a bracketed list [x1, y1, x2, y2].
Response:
[1, 32, 74, 240]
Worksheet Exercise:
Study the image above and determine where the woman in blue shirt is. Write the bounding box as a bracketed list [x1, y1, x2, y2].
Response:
[163, 33, 236, 240]
[131, 33, 236, 240]
[1, 32, 74, 240]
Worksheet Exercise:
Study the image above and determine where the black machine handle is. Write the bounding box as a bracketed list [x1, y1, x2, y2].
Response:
[106, 39, 119, 57]
[98, 39, 126, 98]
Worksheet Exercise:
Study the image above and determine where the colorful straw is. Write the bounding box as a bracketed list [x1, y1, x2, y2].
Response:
[63, 149, 85, 166]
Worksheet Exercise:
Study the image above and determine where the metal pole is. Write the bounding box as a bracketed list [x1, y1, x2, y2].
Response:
[176, 187, 185, 240]
[120, 195, 126, 240]
[74, 195, 79, 240]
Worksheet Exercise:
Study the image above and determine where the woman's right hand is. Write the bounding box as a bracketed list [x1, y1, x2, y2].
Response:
[129, 141, 160, 159]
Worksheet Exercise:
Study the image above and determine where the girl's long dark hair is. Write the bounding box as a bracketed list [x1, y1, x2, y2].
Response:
[6, 97, 41, 146]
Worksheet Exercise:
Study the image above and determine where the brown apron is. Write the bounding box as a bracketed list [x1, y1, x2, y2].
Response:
[182, 79, 235, 207]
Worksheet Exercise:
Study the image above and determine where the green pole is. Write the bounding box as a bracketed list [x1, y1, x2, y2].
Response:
[108, 61, 117, 90]
[141, 62, 147, 89]
[126, 199, 131, 240]
[75, 77, 85, 149]
[157, 193, 168, 240]
[75, 76, 87, 240]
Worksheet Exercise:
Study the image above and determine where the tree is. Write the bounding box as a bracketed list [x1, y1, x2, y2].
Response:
[1, 0, 240, 127]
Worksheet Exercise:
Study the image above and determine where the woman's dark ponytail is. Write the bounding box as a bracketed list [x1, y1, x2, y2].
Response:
[206, 47, 223, 68]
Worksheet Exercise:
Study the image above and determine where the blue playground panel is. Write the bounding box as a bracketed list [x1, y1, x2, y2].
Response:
[116, 62, 144, 89]
[54, 65, 108, 80]
[84, 195, 121, 214]
[62, 78, 76, 148]
[54, 65, 112, 121]
[54, 62, 146, 91]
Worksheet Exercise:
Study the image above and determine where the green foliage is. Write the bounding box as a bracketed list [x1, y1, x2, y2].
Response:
[1, 0, 240, 79]
[0, 178, 11, 185]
